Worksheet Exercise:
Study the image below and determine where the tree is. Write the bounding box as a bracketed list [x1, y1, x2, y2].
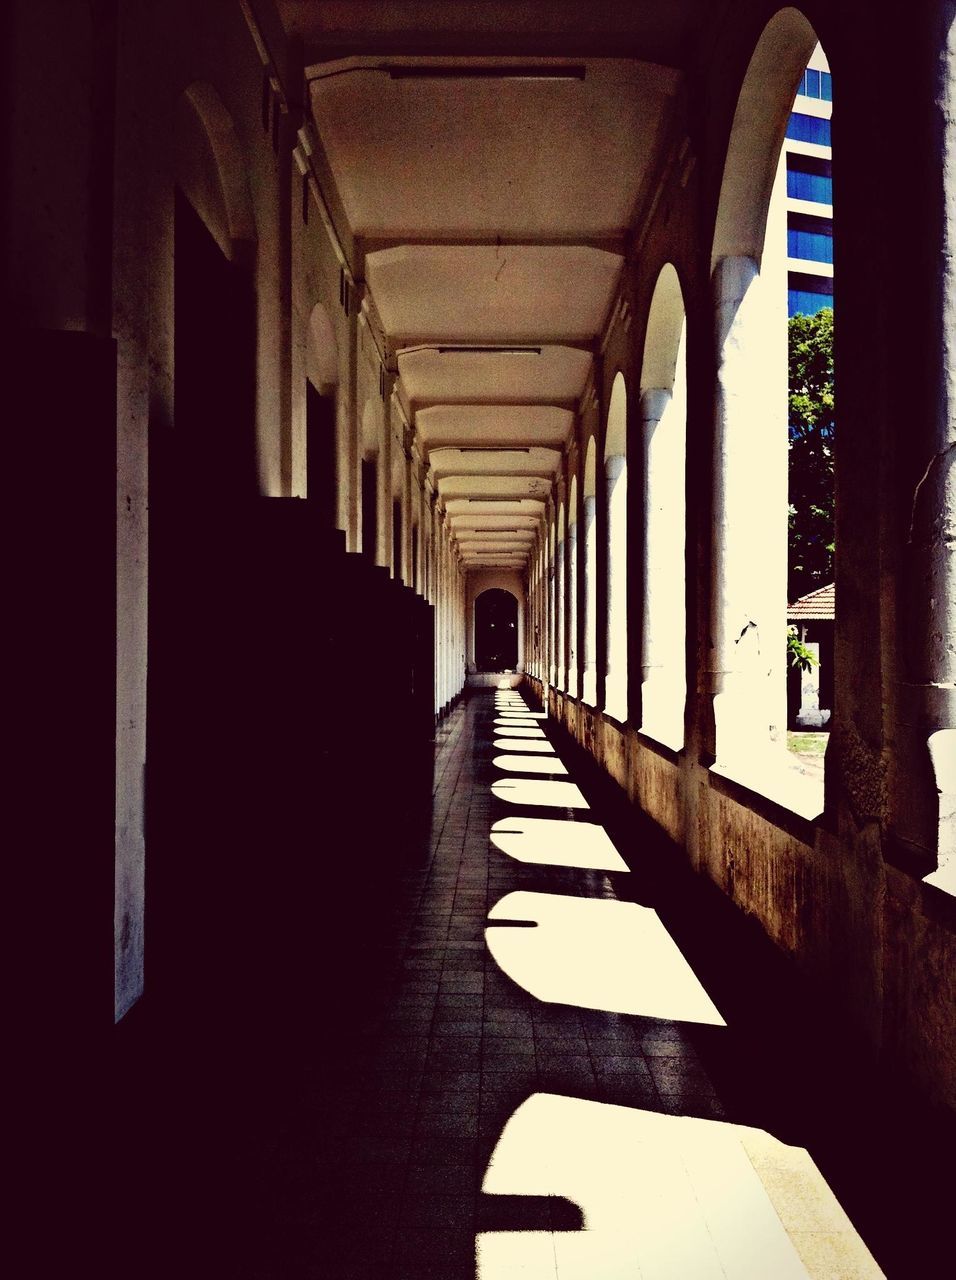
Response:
[788, 307, 834, 601]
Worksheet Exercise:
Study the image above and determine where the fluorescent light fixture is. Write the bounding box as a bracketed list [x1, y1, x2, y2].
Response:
[437, 346, 541, 356]
[389, 65, 585, 81]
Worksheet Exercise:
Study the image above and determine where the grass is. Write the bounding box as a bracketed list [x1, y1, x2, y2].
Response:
[787, 731, 829, 755]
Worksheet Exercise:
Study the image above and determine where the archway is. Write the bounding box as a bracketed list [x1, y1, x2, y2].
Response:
[640, 264, 687, 751]
[360, 398, 385, 563]
[475, 590, 519, 672]
[710, 7, 824, 811]
[554, 500, 566, 689]
[582, 439, 598, 705]
[604, 373, 628, 721]
[567, 475, 579, 695]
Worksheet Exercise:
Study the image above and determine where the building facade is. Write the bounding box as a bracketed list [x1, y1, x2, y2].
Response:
[786, 44, 835, 316]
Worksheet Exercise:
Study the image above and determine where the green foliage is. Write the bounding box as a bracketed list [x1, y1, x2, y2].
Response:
[788, 307, 834, 601]
[787, 625, 818, 673]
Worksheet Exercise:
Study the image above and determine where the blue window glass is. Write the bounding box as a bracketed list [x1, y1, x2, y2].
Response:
[821, 71, 832, 102]
[787, 169, 832, 202]
[786, 113, 831, 146]
[787, 156, 833, 204]
[805, 68, 821, 98]
[788, 290, 834, 317]
[787, 228, 834, 263]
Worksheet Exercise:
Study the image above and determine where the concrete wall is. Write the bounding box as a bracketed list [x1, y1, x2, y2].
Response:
[11, 0, 467, 1019]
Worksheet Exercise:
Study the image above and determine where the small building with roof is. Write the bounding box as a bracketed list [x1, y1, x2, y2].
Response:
[787, 583, 834, 727]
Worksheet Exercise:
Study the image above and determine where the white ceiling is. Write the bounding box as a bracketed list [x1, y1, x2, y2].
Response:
[366, 244, 624, 347]
[308, 58, 677, 241]
[284, 7, 692, 570]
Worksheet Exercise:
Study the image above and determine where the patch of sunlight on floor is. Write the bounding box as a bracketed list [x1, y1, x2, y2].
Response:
[497, 710, 548, 719]
[494, 725, 547, 738]
[494, 754, 569, 776]
[477, 1094, 885, 1280]
[485, 891, 724, 1024]
[490, 816, 629, 872]
[493, 738, 557, 753]
[492, 778, 590, 809]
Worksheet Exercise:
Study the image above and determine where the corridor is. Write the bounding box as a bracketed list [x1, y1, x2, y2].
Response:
[216, 689, 936, 1280]
[11, 3, 956, 1274]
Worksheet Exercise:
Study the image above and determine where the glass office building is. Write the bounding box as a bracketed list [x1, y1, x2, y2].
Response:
[786, 47, 834, 317]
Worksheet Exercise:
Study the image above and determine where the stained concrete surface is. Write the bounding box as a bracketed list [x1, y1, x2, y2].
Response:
[116, 691, 952, 1278]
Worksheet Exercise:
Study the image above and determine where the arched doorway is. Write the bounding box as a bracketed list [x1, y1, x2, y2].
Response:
[475, 589, 519, 672]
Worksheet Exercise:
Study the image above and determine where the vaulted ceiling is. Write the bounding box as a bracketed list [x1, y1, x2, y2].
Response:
[277, 1, 707, 572]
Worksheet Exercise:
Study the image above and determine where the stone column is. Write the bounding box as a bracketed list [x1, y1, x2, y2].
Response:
[898, 4, 956, 885]
[709, 251, 789, 772]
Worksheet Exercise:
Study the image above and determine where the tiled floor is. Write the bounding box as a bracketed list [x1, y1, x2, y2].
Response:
[238, 690, 942, 1279]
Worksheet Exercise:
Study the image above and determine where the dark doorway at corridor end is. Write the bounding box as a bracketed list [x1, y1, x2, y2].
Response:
[475, 588, 519, 671]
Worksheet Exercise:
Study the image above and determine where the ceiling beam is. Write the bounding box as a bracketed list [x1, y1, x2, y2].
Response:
[302, 37, 688, 65]
[390, 335, 597, 357]
[357, 232, 626, 278]
[410, 397, 580, 413]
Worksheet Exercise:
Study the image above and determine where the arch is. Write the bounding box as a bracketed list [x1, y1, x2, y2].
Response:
[307, 302, 338, 392]
[604, 372, 628, 721]
[712, 8, 818, 269]
[391, 439, 406, 581]
[548, 510, 559, 687]
[640, 265, 685, 394]
[709, 11, 827, 811]
[361, 396, 384, 461]
[360, 398, 385, 562]
[305, 303, 340, 526]
[605, 371, 627, 459]
[640, 265, 688, 750]
[475, 588, 520, 672]
[582, 438, 599, 704]
[176, 82, 256, 260]
[555, 500, 566, 689]
[567, 474, 579, 695]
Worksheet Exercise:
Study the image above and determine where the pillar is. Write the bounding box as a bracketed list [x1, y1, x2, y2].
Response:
[709, 251, 788, 772]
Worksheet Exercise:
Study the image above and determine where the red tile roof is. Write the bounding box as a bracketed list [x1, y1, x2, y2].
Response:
[787, 582, 835, 621]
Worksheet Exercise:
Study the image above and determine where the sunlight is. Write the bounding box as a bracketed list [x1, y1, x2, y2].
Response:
[489, 816, 629, 872]
[494, 717, 541, 728]
[491, 778, 590, 809]
[492, 738, 556, 753]
[497, 710, 548, 719]
[485, 891, 725, 1024]
[493, 754, 569, 776]
[494, 725, 547, 739]
[476, 1094, 882, 1280]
